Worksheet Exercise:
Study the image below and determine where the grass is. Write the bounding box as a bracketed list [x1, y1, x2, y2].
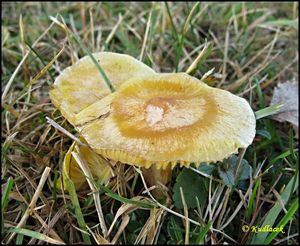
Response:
[1, 2, 299, 244]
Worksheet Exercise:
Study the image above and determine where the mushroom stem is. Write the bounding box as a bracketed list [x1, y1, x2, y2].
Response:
[141, 165, 172, 199]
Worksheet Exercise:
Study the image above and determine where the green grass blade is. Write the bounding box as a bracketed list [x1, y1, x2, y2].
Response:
[168, 217, 183, 243]
[25, 41, 55, 81]
[115, 27, 138, 57]
[1, 177, 14, 236]
[264, 199, 298, 244]
[269, 150, 291, 166]
[71, 32, 115, 93]
[16, 233, 24, 244]
[251, 174, 298, 244]
[64, 177, 91, 244]
[255, 104, 283, 120]
[97, 183, 155, 209]
[8, 227, 65, 244]
[164, 2, 181, 72]
[164, 3, 180, 45]
[246, 178, 260, 221]
[50, 15, 115, 92]
[263, 19, 298, 30]
[195, 220, 212, 244]
[1, 177, 14, 213]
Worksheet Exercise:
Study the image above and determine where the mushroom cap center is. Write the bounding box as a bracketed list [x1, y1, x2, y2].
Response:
[111, 75, 219, 139]
[145, 96, 207, 130]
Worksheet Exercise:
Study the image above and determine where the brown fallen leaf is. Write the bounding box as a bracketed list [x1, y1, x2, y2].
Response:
[270, 78, 299, 138]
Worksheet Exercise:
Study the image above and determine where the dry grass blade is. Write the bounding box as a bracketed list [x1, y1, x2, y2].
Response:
[146, 208, 165, 244]
[2, 22, 55, 102]
[30, 45, 65, 85]
[101, 13, 125, 51]
[89, 7, 95, 52]
[107, 202, 140, 237]
[8, 228, 65, 245]
[46, 117, 86, 146]
[140, 9, 153, 61]
[135, 167, 201, 227]
[219, 172, 254, 231]
[71, 151, 108, 237]
[189, 167, 223, 184]
[180, 187, 190, 245]
[181, 2, 200, 37]
[135, 208, 164, 244]
[111, 214, 130, 244]
[186, 40, 212, 74]
[200, 67, 215, 81]
[19, 14, 30, 79]
[210, 228, 239, 244]
[6, 167, 52, 244]
[38, 207, 66, 244]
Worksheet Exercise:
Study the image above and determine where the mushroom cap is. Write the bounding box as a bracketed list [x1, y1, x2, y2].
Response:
[74, 73, 256, 169]
[61, 141, 112, 190]
[50, 52, 155, 125]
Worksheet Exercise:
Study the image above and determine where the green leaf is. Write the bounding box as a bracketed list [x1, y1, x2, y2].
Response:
[197, 163, 216, 175]
[218, 165, 235, 187]
[172, 168, 207, 209]
[218, 155, 252, 188]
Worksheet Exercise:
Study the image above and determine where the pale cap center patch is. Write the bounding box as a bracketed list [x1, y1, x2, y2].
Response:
[146, 104, 164, 126]
[144, 96, 207, 130]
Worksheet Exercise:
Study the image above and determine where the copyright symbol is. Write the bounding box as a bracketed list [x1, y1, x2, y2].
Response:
[242, 225, 249, 232]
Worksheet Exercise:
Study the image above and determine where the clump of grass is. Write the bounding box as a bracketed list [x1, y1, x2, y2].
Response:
[1, 2, 298, 244]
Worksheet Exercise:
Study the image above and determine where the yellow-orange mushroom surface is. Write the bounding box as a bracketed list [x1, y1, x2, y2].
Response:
[50, 52, 155, 125]
[74, 73, 256, 169]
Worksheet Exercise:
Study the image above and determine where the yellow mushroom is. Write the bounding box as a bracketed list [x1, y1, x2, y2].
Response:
[60, 140, 113, 190]
[74, 73, 256, 170]
[51, 52, 154, 189]
[50, 52, 155, 125]
[50, 53, 256, 195]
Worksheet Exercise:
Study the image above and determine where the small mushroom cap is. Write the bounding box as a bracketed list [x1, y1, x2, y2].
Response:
[75, 73, 256, 169]
[50, 52, 155, 125]
[60, 141, 112, 190]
